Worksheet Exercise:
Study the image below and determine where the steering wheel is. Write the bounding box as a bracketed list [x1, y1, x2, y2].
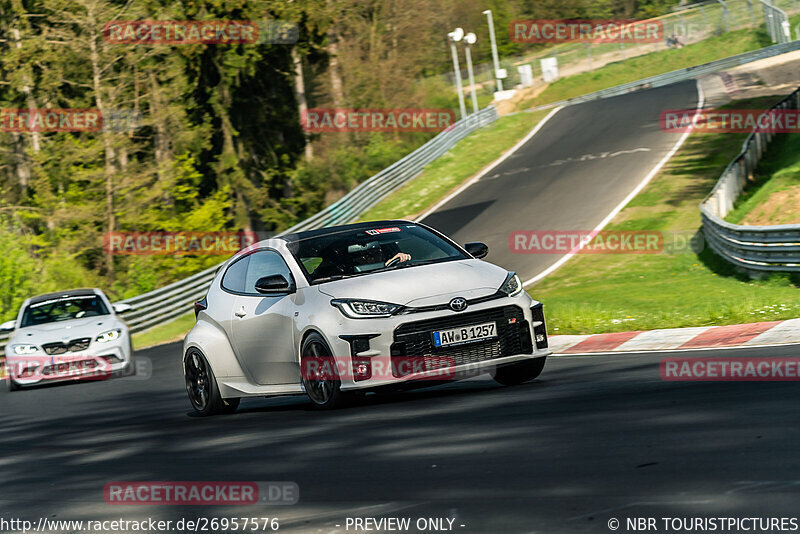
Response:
[385, 256, 403, 268]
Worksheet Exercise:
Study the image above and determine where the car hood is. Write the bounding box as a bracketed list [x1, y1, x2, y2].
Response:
[11, 316, 122, 344]
[316, 259, 509, 306]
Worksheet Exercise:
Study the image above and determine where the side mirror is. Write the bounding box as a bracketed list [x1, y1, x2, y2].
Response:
[464, 241, 489, 259]
[112, 303, 133, 314]
[255, 275, 294, 295]
[0, 320, 16, 332]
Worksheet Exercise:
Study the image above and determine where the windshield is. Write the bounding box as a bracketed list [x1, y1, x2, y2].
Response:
[288, 224, 468, 283]
[21, 295, 110, 327]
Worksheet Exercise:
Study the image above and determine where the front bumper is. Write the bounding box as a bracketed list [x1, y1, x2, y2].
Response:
[6, 332, 132, 387]
[321, 292, 550, 391]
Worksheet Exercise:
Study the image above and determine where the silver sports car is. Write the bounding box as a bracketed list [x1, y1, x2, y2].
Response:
[2, 288, 133, 391]
[183, 220, 551, 415]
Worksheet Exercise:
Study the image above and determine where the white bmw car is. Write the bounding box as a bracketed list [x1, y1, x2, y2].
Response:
[2, 288, 133, 391]
[183, 220, 550, 415]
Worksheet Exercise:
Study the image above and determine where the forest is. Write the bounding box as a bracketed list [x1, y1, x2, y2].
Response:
[0, 0, 682, 318]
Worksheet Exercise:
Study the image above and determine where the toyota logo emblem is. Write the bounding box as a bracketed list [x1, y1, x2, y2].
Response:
[449, 297, 468, 312]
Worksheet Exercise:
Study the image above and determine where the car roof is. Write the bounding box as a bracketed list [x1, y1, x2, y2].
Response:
[279, 220, 414, 244]
[28, 288, 100, 305]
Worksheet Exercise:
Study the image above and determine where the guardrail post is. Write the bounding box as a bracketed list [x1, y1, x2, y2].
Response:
[717, 0, 731, 32]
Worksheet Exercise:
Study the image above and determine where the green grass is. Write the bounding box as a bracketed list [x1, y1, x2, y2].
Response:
[519, 28, 773, 110]
[530, 96, 800, 335]
[725, 133, 800, 225]
[360, 110, 551, 221]
[131, 311, 196, 350]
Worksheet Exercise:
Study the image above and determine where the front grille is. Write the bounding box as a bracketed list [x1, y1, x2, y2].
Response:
[41, 358, 100, 376]
[43, 342, 67, 355]
[43, 337, 92, 355]
[390, 305, 533, 377]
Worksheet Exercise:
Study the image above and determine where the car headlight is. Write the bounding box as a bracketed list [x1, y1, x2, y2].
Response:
[331, 299, 402, 318]
[500, 272, 523, 297]
[12, 344, 38, 355]
[96, 329, 121, 343]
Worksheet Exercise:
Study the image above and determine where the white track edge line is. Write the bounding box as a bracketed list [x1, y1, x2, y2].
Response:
[416, 105, 565, 222]
[523, 80, 706, 288]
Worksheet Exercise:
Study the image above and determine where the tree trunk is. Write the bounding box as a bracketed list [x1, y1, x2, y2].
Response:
[149, 72, 172, 185]
[291, 47, 313, 162]
[87, 14, 116, 282]
[326, 28, 345, 108]
[10, 28, 40, 196]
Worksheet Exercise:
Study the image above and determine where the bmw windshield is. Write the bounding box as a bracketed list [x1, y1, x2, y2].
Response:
[287, 223, 468, 283]
[20, 295, 109, 328]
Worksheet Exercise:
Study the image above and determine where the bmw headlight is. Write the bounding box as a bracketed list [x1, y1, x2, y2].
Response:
[12, 344, 38, 355]
[96, 329, 121, 343]
[500, 272, 523, 297]
[331, 299, 402, 318]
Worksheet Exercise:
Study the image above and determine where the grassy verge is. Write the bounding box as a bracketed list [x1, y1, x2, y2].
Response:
[530, 96, 800, 335]
[725, 133, 800, 225]
[518, 28, 772, 110]
[131, 311, 195, 350]
[360, 110, 551, 221]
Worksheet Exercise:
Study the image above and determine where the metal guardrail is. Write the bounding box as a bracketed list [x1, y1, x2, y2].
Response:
[283, 107, 498, 233]
[4, 39, 799, 351]
[530, 40, 800, 111]
[701, 87, 800, 272]
[761, 0, 792, 43]
[120, 106, 497, 332]
[0, 105, 500, 354]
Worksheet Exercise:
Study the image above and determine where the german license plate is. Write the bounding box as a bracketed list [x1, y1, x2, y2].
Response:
[433, 322, 497, 347]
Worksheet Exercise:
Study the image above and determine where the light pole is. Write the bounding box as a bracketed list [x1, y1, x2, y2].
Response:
[482, 10, 503, 92]
[464, 32, 479, 115]
[448, 27, 467, 121]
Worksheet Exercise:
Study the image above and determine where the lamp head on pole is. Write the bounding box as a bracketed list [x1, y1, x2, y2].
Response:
[465, 32, 477, 45]
[448, 27, 464, 42]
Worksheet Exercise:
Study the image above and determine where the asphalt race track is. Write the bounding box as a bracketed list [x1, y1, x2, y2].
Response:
[421, 80, 700, 282]
[4, 81, 800, 534]
[3, 342, 800, 533]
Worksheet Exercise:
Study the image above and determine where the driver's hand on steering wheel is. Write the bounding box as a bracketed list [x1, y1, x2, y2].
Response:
[385, 252, 411, 266]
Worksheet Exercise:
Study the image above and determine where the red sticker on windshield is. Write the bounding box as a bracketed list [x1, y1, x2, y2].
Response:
[365, 227, 401, 235]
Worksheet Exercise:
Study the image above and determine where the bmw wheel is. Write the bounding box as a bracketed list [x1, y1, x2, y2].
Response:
[184, 349, 239, 416]
[7, 377, 20, 392]
[493, 356, 547, 386]
[301, 332, 347, 409]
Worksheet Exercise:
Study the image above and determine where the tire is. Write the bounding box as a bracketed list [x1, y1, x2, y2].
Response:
[184, 349, 239, 416]
[117, 358, 136, 378]
[119, 340, 136, 377]
[493, 356, 547, 386]
[7, 377, 20, 392]
[300, 332, 348, 410]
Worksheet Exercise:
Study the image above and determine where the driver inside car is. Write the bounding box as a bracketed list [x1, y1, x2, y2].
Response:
[380, 242, 411, 266]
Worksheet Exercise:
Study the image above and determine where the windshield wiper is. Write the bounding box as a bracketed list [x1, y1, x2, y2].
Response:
[371, 259, 443, 274]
